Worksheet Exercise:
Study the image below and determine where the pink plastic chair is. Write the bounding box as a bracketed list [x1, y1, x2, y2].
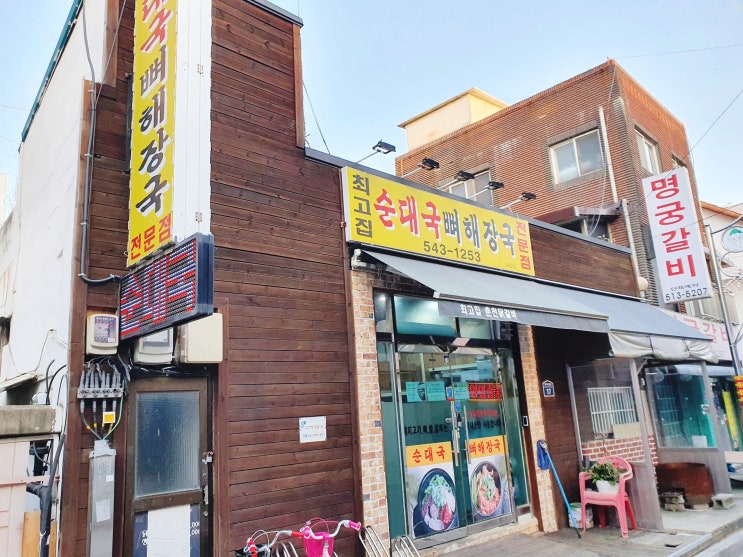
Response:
[579, 456, 637, 538]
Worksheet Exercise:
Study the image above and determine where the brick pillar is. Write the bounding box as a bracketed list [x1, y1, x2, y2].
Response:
[349, 271, 390, 544]
[518, 324, 558, 532]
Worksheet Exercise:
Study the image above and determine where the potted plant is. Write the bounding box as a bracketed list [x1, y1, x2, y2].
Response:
[589, 461, 627, 493]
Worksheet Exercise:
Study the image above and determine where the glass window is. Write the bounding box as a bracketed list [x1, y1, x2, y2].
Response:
[671, 156, 685, 169]
[587, 386, 637, 435]
[459, 317, 493, 339]
[441, 171, 491, 202]
[135, 391, 200, 497]
[374, 292, 392, 333]
[636, 130, 660, 173]
[393, 296, 457, 337]
[550, 130, 603, 183]
[648, 368, 716, 448]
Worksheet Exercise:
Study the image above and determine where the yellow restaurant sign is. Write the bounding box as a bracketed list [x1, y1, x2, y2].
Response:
[342, 168, 535, 276]
[127, 0, 178, 267]
[468, 435, 507, 459]
[406, 442, 453, 468]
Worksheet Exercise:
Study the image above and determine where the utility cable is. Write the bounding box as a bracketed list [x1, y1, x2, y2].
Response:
[80, 0, 121, 285]
[302, 80, 331, 154]
[618, 42, 743, 59]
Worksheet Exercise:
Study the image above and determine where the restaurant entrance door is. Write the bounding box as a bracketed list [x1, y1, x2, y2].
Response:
[394, 347, 518, 544]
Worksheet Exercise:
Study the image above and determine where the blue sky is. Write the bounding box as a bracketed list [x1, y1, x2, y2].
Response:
[1, 1, 741, 209]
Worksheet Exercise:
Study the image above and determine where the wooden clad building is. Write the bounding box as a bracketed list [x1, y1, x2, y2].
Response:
[60, 1, 361, 555]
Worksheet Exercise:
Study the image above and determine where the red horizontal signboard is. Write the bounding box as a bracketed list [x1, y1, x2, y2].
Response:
[119, 233, 214, 340]
[468, 382, 503, 401]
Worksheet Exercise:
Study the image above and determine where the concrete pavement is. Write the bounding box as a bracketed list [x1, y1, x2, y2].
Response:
[416, 488, 743, 557]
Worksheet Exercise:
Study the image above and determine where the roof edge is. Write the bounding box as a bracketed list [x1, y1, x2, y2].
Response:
[245, 0, 303, 26]
[21, 0, 83, 143]
[398, 87, 509, 129]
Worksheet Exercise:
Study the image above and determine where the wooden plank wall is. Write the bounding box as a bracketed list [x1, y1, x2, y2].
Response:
[210, 1, 357, 554]
[61, 0, 359, 555]
[61, 0, 134, 554]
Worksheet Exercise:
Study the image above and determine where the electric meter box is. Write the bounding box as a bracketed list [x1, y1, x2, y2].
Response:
[86, 314, 119, 355]
[177, 313, 223, 364]
[133, 328, 174, 365]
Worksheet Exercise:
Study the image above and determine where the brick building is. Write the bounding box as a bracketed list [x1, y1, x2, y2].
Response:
[397, 61, 705, 307]
[392, 60, 733, 531]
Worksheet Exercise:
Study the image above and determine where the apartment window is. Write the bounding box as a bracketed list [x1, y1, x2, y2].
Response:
[587, 386, 637, 436]
[560, 217, 611, 242]
[441, 170, 491, 202]
[549, 130, 603, 184]
[636, 130, 660, 173]
[671, 155, 686, 169]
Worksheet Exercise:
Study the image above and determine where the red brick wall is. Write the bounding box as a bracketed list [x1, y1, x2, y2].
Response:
[582, 435, 659, 466]
[397, 59, 701, 304]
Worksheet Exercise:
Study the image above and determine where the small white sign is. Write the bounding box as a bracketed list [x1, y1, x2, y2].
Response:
[542, 380, 555, 398]
[299, 416, 327, 443]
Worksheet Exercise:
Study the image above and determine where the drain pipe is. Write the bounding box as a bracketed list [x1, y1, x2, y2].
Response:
[599, 106, 645, 297]
[80, 2, 120, 285]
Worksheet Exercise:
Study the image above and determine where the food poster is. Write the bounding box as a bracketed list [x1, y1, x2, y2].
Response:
[468, 435, 512, 521]
[405, 442, 459, 537]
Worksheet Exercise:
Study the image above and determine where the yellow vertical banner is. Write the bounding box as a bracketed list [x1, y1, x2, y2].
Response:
[128, 0, 178, 267]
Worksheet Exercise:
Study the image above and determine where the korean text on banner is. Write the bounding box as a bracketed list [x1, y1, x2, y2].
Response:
[127, 0, 178, 267]
[642, 168, 711, 303]
[342, 168, 535, 276]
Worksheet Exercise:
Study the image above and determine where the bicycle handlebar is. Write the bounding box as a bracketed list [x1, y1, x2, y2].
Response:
[301, 519, 362, 540]
[237, 529, 302, 557]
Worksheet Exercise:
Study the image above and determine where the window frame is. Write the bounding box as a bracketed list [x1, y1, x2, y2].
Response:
[549, 130, 603, 185]
[440, 170, 491, 201]
[636, 130, 660, 173]
[586, 385, 637, 437]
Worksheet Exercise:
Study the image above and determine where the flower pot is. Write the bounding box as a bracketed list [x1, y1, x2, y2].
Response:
[595, 480, 619, 493]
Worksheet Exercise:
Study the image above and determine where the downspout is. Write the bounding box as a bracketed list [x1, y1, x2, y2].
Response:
[80, 2, 120, 285]
[599, 106, 644, 297]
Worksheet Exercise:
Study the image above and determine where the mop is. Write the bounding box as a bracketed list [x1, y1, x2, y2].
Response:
[537, 439, 582, 538]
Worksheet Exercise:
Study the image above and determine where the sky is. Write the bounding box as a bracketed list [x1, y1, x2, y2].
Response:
[1, 1, 742, 212]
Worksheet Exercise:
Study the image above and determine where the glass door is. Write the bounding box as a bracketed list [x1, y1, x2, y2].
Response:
[398, 347, 515, 543]
[125, 376, 210, 556]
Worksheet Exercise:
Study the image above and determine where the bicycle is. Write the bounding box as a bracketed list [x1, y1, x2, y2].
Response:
[299, 518, 362, 557]
[233, 528, 302, 557]
[234, 519, 361, 557]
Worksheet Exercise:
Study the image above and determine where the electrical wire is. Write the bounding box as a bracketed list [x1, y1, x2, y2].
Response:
[79, 0, 122, 285]
[302, 80, 331, 154]
[618, 42, 743, 59]
[586, 64, 619, 239]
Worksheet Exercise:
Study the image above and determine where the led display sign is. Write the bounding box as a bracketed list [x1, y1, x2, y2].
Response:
[119, 233, 214, 340]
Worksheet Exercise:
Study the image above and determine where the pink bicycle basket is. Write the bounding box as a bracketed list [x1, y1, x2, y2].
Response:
[301, 519, 335, 557]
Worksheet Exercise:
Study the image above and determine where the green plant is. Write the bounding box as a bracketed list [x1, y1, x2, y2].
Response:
[589, 461, 627, 485]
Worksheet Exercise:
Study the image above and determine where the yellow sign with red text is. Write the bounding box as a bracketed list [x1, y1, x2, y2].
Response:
[468, 435, 507, 459]
[127, 0, 178, 267]
[406, 442, 453, 468]
[342, 168, 535, 276]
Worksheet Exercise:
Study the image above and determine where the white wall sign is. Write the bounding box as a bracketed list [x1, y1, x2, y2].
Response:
[299, 416, 327, 443]
[722, 226, 743, 253]
[643, 168, 712, 303]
